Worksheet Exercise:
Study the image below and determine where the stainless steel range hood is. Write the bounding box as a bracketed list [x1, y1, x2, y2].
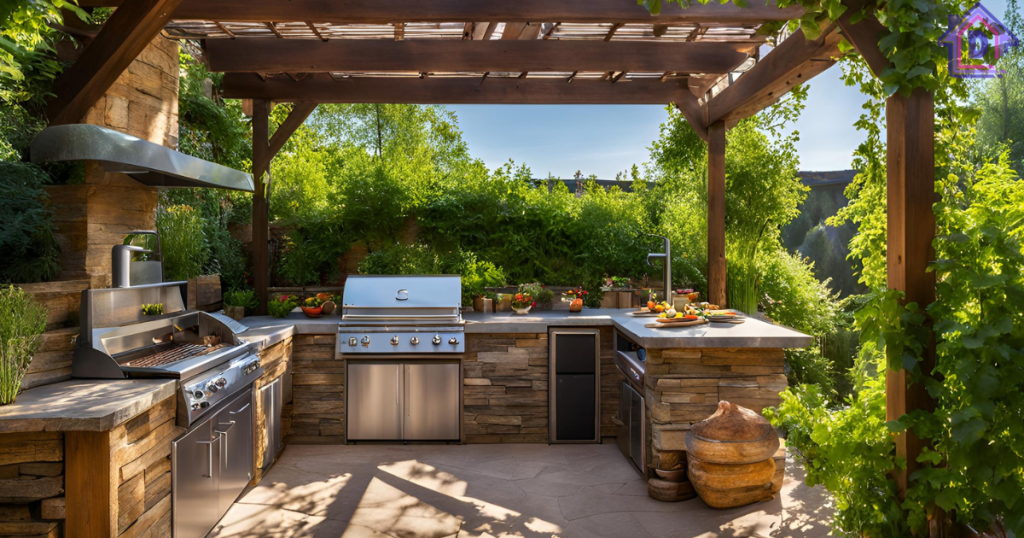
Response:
[30, 124, 254, 192]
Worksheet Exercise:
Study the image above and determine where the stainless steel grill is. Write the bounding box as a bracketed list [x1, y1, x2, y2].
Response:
[338, 275, 465, 354]
[73, 281, 262, 428]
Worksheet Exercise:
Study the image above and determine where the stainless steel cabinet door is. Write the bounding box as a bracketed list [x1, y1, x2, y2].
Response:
[347, 362, 403, 440]
[404, 362, 460, 441]
[172, 420, 220, 538]
[215, 388, 253, 516]
[629, 385, 644, 472]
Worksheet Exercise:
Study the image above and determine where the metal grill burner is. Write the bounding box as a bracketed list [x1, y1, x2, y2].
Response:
[123, 343, 228, 368]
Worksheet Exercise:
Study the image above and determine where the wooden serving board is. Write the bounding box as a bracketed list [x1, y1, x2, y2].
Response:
[644, 319, 708, 329]
[626, 310, 659, 317]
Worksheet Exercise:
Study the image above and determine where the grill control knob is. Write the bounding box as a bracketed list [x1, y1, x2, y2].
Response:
[199, 401, 210, 409]
[432, 335, 441, 345]
[361, 336, 371, 346]
[390, 336, 400, 346]
[192, 390, 205, 399]
[448, 337, 460, 345]
[207, 382, 219, 394]
[348, 337, 358, 347]
[410, 337, 420, 345]
[216, 377, 227, 388]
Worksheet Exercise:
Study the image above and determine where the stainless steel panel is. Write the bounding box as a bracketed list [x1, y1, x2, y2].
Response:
[347, 362, 403, 440]
[403, 362, 460, 441]
[215, 388, 253, 515]
[172, 419, 220, 538]
[30, 124, 254, 192]
[342, 275, 462, 310]
[616, 382, 631, 465]
[259, 378, 283, 469]
[629, 385, 645, 474]
[337, 330, 464, 354]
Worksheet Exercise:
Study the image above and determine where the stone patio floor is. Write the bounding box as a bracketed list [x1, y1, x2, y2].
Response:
[209, 443, 834, 538]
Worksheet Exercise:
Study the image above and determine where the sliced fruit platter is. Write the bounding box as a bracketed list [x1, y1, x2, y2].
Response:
[640, 301, 745, 328]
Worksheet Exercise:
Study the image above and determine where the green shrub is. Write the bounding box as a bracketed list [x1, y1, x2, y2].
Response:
[0, 285, 47, 405]
[0, 162, 61, 283]
[157, 205, 208, 281]
[517, 282, 554, 307]
[223, 288, 259, 315]
[267, 295, 297, 318]
[360, 243, 507, 305]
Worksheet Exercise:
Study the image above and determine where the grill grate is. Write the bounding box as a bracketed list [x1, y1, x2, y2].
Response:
[123, 343, 228, 368]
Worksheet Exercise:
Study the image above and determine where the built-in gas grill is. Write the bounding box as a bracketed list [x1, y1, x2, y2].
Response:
[73, 281, 262, 428]
[338, 275, 465, 355]
[338, 275, 464, 442]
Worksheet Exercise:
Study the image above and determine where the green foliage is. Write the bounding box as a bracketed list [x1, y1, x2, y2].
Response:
[0, 285, 46, 404]
[223, 288, 259, 314]
[360, 243, 506, 305]
[0, 162, 60, 283]
[972, 0, 1024, 172]
[141, 303, 163, 316]
[156, 205, 208, 281]
[267, 295, 297, 318]
[518, 283, 554, 307]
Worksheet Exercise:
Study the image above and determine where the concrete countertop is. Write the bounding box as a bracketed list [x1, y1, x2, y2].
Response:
[233, 308, 813, 349]
[0, 379, 177, 433]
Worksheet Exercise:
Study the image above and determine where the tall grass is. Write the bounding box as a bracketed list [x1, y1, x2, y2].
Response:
[0, 286, 47, 404]
[157, 205, 209, 281]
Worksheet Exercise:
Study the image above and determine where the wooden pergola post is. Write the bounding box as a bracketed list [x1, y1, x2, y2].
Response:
[707, 120, 727, 307]
[885, 87, 936, 497]
[252, 99, 270, 315]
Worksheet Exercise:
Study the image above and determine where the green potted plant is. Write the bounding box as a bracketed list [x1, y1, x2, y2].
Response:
[518, 282, 554, 310]
[223, 288, 258, 321]
[268, 294, 298, 318]
[510, 292, 534, 315]
[0, 286, 47, 405]
[300, 296, 324, 318]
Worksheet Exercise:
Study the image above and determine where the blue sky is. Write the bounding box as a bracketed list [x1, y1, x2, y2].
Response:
[448, 0, 1013, 178]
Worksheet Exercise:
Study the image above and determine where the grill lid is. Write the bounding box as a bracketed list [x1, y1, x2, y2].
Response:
[342, 275, 462, 324]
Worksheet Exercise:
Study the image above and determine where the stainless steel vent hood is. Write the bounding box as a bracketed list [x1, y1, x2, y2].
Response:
[30, 124, 254, 192]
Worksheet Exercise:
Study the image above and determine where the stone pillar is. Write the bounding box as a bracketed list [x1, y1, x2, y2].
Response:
[46, 35, 179, 288]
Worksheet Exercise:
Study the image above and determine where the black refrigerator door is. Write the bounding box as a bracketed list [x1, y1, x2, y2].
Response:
[554, 333, 597, 374]
[555, 374, 596, 441]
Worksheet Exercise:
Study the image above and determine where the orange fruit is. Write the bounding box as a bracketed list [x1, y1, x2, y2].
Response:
[656, 304, 665, 313]
[647, 301, 656, 310]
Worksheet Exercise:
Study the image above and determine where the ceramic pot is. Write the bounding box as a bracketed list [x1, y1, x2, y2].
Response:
[301, 306, 323, 318]
[513, 306, 532, 315]
[569, 298, 584, 312]
[321, 301, 336, 315]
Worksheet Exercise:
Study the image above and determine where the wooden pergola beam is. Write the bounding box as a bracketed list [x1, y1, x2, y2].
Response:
[707, 121, 727, 308]
[222, 74, 697, 104]
[204, 39, 753, 76]
[46, 0, 183, 125]
[706, 24, 843, 125]
[837, 0, 891, 79]
[674, 92, 708, 142]
[251, 101, 318, 312]
[75, 0, 804, 24]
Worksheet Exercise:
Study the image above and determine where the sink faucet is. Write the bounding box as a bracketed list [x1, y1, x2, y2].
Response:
[646, 235, 672, 306]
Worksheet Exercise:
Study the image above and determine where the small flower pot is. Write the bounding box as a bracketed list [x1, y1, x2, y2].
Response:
[513, 306, 532, 315]
[224, 305, 245, 321]
[569, 298, 584, 312]
[301, 306, 324, 318]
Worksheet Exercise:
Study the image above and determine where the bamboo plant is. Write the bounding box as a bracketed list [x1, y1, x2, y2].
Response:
[0, 285, 47, 405]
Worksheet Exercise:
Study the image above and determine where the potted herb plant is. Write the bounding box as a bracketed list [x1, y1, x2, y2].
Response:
[0, 286, 47, 405]
[301, 296, 324, 318]
[518, 282, 554, 310]
[511, 292, 534, 315]
[268, 294, 298, 318]
[223, 288, 257, 321]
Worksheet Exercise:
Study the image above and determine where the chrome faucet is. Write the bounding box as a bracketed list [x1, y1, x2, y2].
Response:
[646, 235, 672, 306]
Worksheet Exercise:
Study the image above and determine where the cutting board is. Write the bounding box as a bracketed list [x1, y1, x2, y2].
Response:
[644, 319, 708, 329]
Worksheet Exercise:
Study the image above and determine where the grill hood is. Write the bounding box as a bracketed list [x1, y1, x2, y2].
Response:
[30, 124, 254, 192]
[342, 275, 462, 325]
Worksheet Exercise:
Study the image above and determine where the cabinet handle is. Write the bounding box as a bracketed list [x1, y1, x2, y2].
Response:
[197, 438, 216, 478]
[229, 403, 250, 414]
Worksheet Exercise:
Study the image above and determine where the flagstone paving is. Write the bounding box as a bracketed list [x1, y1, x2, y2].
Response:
[209, 443, 833, 538]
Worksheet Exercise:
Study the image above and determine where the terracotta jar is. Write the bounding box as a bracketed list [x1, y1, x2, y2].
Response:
[686, 401, 780, 509]
[569, 298, 583, 312]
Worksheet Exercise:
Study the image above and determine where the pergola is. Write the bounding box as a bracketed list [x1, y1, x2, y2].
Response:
[51, 0, 935, 506]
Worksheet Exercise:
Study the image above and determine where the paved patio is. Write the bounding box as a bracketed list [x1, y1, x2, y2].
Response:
[209, 443, 834, 538]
